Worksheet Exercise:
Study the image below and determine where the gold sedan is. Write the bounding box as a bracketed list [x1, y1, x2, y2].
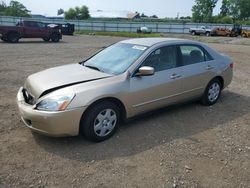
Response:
[17, 38, 233, 142]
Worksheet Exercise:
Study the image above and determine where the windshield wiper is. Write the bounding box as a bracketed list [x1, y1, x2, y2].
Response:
[84, 64, 101, 71]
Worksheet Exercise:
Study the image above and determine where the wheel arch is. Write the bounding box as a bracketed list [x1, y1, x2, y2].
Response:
[81, 97, 127, 123]
[203, 76, 224, 94]
[213, 76, 224, 89]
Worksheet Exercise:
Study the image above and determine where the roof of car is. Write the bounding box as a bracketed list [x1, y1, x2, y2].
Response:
[120, 38, 191, 47]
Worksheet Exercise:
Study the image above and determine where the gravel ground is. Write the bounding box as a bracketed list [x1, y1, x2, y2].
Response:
[0, 35, 249, 188]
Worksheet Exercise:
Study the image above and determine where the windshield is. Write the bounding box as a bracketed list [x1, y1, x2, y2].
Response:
[84, 43, 147, 75]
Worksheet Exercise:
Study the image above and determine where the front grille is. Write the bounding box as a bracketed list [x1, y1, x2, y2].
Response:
[22, 88, 35, 105]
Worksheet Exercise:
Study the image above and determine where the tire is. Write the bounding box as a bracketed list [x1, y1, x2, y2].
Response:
[43, 37, 50, 42]
[80, 101, 120, 142]
[51, 33, 60, 42]
[242, 34, 247, 38]
[7, 32, 19, 43]
[201, 78, 222, 106]
[206, 32, 210, 37]
[1, 37, 7, 42]
[191, 31, 196, 36]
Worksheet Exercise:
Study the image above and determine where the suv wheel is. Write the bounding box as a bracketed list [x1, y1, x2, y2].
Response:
[80, 101, 120, 142]
[43, 37, 50, 42]
[1, 37, 7, 42]
[51, 33, 60, 42]
[7, 32, 19, 43]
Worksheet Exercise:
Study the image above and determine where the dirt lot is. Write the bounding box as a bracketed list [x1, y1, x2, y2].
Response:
[0, 35, 250, 188]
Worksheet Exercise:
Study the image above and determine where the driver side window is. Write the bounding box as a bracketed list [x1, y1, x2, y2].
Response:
[142, 45, 177, 72]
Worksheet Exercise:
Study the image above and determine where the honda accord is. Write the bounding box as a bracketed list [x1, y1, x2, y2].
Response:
[17, 38, 233, 141]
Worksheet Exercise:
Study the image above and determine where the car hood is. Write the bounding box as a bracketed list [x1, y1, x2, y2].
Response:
[24, 64, 112, 100]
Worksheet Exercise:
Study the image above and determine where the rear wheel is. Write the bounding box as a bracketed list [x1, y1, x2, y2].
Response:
[206, 32, 210, 37]
[80, 101, 120, 142]
[1, 37, 8, 42]
[7, 32, 19, 43]
[201, 78, 222, 106]
[191, 31, 196, 36]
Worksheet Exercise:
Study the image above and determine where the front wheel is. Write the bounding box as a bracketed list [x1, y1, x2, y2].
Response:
[80, 101, 120, 142]
[51, 33, 60, 42]
[206, 32, 210, 37]
[43, 37, 50, 42]
[201, 78, 222, 106]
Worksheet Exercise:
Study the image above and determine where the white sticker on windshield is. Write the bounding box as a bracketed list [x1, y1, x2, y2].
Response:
[132, 45, 147, 51]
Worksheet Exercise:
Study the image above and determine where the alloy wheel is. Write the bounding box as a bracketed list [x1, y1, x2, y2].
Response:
[94, 109, 117, 137]
[208, 82, 220, 102]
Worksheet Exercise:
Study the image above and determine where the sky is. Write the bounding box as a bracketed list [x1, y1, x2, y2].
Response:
[4, 0, 222, 18]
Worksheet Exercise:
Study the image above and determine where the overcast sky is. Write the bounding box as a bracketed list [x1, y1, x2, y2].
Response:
[4, 0, 222, 18]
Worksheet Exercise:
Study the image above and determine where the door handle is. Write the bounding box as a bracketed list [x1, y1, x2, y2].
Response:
[206, 65, 214, 70]
[170, 74, 181, 79]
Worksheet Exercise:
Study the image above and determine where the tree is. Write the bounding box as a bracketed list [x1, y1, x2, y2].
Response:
[180, 16, 192, 20]
[140, 13, 148, 18]
[238, 0, 250, 20]
[4, 0, 30, 17]
[220, 0, 230, 16]
[150, 15, 158, 19]
[192, 0, 218, 23]
[64, 5, 90, 20]
[221, 0, 250, 21]
[57, 8, 64, 16]
[0, 1, 6, 15]
[227, 0, 240, 20]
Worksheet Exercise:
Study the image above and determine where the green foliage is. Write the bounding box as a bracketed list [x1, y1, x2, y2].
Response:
[220, 0, 230, 16]
[213, 15, 233, 23]
[4, 0, 30, 17]
[238, 0, 250, 20]
[220, 16, 234, 23]
[75, 30, 162, 38]
[242, 20, 250, 25]
[140, 13, 148, 18]
[192, 0, 218, 23]
[64, 5, 90, 20]
[222, 0, 250, 20]
[57, 8, 64, 16]
[192, 0, 250, 24]
[0, 1, 6, 15]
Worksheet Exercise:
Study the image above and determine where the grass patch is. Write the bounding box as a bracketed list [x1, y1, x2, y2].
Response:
[75, 30, 163, 38]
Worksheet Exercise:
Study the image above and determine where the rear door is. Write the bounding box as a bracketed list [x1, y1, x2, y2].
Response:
[22, 21, 38, 38]
[177, 44, 216, 99]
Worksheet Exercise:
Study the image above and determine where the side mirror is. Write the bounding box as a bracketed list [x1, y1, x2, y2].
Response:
[136, 66, 155, 76]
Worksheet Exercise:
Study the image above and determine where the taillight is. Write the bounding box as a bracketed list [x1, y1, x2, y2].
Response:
[230, 63, 234, 68]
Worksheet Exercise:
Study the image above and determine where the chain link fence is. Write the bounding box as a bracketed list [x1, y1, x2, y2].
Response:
[1, 16, 249, 34]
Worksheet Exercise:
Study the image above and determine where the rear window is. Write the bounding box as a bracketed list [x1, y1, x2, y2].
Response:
[179, 45, 213, 66]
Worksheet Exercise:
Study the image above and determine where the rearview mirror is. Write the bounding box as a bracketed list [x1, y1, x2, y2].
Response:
[136, 66, 155, 76]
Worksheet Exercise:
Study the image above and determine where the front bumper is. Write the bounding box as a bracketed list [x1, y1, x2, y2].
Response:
[16, 87, 86, 137]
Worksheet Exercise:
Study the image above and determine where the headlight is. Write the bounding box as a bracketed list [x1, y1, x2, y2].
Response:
[36, 94, 75, 111]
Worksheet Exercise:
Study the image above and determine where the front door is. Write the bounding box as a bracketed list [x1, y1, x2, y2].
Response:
[127, 45, 184, 116]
